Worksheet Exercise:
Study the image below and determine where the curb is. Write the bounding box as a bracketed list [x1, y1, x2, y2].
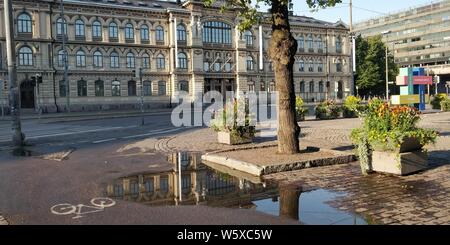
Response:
[202, 145, 356, 176]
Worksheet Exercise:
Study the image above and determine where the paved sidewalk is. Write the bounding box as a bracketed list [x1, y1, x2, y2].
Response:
[121, 112, 450, 225]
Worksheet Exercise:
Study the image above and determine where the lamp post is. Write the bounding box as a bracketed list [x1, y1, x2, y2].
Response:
[139, 67, 145, 126]
[381, 30, 391, 101]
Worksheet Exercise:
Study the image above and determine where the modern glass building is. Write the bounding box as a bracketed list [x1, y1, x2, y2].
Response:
[354, 0, 450, 93]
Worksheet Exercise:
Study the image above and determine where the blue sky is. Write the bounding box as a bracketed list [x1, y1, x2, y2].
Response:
[262, 0, 436, 24]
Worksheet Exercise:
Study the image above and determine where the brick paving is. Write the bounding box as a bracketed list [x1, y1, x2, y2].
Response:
[127, 112, 450, 225]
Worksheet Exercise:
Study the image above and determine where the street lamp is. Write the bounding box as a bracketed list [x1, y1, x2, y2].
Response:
[381, 30, 392, 101]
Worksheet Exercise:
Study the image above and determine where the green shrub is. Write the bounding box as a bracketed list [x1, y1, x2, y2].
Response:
[295, 97, 308, 121]
[343, 96, 362, 118]
[441, 98, 450, 111]
[210, 98, 256, 139]
[431, 94, 448, 109]
[315, 100, 341, 120]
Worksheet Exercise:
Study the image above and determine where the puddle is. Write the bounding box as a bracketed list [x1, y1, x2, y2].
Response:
[106, 152, 370, 225]
[254, 189, 368, 225]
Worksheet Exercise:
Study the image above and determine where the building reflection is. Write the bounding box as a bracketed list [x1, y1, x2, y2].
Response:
[106, 152, 278, 208]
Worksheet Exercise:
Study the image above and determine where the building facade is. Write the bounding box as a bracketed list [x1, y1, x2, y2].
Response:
[0, 0, 352, 113]
[353, 0, 450, 93]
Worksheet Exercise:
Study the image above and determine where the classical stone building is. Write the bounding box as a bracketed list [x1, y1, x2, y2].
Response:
[0, 0, 352, 113]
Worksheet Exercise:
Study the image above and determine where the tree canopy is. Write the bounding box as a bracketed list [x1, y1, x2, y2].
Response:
[355, 35, 399, 96]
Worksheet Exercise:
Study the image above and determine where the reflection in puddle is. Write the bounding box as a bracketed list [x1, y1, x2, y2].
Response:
[254, 189, 368, 225]
[107, 152, 369, 225]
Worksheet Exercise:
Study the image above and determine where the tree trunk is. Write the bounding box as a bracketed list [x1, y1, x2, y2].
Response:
[268, 0, 300, 154]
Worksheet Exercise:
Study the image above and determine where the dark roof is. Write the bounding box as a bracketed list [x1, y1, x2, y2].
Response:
[66, 0, 184, 11]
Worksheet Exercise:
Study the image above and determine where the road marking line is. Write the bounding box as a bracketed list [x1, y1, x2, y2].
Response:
[93, 138, 117, 144]
[121, 128, 183, 139]
[0, 126, 134, 143]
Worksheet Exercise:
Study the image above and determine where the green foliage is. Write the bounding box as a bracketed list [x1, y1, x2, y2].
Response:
[355, 35, 399, 96]
[441, 98, 450, 111]
[315, 100, 341, 120]
[431, 94, 448, 110]
[351, 99, 438, 174]
[342, 96, 365, 118]
[209, 98, 256, 138]
[295, 96, 309, 121]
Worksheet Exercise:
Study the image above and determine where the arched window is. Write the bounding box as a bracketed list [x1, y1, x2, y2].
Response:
[178, 52, 187, 69]
[18, 46, 33, 66]
[109, 22, 118, 39]
[336, 36, 342, 53]
[308, 60, 314, 72]
[178, 81, 189, 92]
[298, 36, 304, 50]
[202, 21, 232, 44]
[110, 51, 119, 68]
[143, 81, 152, 96]
[128, 80, 137, 96]
[142, 53, 150, 69]
[336, 59, 342, 72]
[92, 21, 102, 38]
[245, 31, 253, 46]
[307, 35, 314, 50]
[317, 59, 323, 72]
[17, 13, 32, 33]
[111, 80, 121, 96]
[309, 81, 315, 93]
[317, 37, 323, 50]
[300, 81, 305, 93]
[158, 81, 166, 96]
[77, 80, 87, 97]
[126, 52, 135, 68]
[93, 51, 103, 68]
[140, 24, 149, 42]
[319, 81, 324, 93]
[177, 24, 186, 42]
[246, 56, 254, 71]
[56, 18, 67, 36]
[75, 19, 85, 37]
[125, 23, 134, 40]
[76, 50, 86, 67]
[95, 80, 104, 96]
[156, 54, 165, 69]
[299, 59, 305, 72]
[57, 50, 66, 67]
[156, 26, 164, 42]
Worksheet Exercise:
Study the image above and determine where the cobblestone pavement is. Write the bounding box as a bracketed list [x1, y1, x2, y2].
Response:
[122, 112, 450, 225]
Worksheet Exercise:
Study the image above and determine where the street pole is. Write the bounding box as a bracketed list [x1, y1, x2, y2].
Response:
[349, 0, 356, 97]
[4, 0, 25, 147]
[139, 68, 144, 126]
[385, 45, 389, 101]
[60, 0, 70, 113]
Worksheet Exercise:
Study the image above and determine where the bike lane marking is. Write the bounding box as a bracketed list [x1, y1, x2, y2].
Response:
[50, 198, 116, 219]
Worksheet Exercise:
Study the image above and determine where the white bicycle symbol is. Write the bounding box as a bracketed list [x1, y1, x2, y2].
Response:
[51, 198, 116, 219]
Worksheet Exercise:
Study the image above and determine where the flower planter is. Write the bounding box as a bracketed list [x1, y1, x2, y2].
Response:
[316, 112, 339, 120]
[217, 131, 253, 145]
[371, 150, 428, 176]
[296, 113, 305, 121]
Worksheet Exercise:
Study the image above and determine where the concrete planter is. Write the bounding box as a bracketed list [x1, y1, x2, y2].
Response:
[371, 136, 428, 175]
[371, 150, 428, 176]
[217, 131, 253, 145]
